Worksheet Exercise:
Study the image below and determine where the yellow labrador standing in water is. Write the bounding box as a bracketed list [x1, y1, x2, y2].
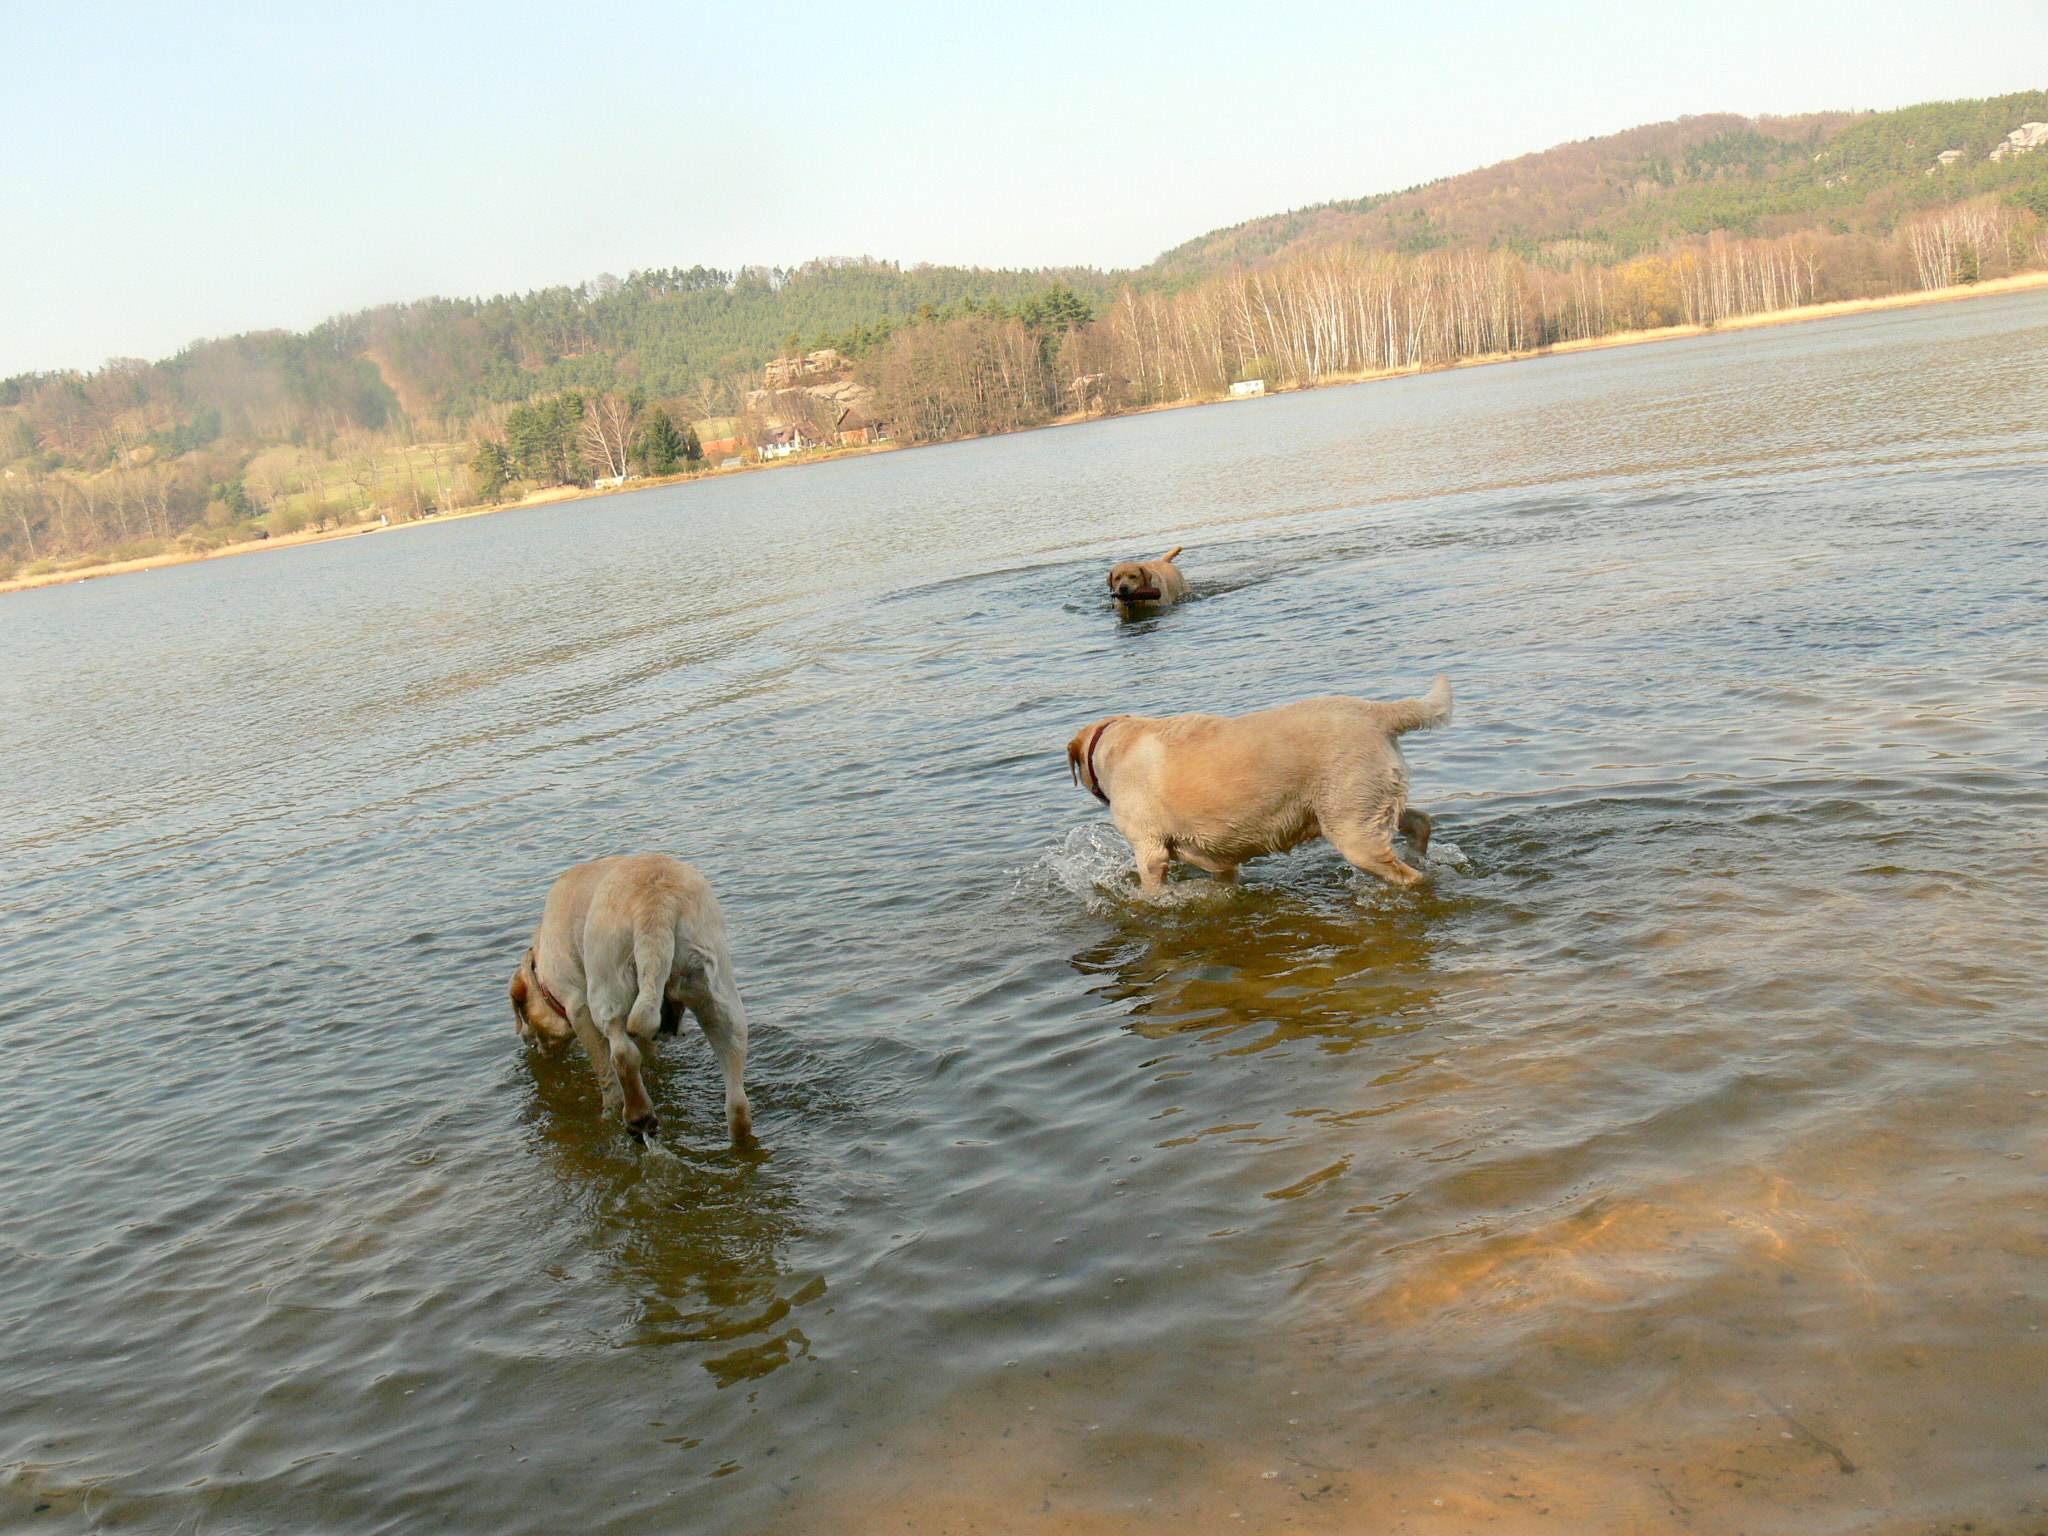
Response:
[510, 854, 752, 1144]
[1068, 677, 1451, 894]
[1107, 546, 1189, 607]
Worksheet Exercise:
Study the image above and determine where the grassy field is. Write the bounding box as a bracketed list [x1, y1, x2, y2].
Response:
[243, 440, 476, 533]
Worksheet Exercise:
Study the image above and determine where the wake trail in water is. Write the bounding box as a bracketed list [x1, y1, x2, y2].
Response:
[1018, 822, 1470, 915]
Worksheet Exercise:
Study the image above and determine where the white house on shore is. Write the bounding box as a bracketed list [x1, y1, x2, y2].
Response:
[757, 424, 823, 459]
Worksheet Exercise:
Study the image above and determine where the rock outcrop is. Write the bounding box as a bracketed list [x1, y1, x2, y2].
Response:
[743, 380, 876, 420]
[762, 349, 850, 387]
[746, 350, 875, 426]
[1989, 122, 2048, 161]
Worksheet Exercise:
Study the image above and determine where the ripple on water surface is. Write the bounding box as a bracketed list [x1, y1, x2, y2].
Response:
[2, 291, 2047, 1533]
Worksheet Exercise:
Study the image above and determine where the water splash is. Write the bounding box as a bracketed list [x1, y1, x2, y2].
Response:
[640, 1138, 686, 1172]
[1027, 822, 1138, 910]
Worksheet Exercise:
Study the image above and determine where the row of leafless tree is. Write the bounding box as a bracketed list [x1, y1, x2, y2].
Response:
[1, 461, 187, 563]
[1102, 249, 1532, 403]
[1904, 201, 2028, 288]
[863, 322, 1054, 442]
[852, 198, 2046, 440]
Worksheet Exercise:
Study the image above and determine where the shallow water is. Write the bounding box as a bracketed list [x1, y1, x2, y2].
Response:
[4, 291, 2047, 1535]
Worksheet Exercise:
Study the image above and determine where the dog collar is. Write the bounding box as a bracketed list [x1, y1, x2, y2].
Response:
[1078, 716, 1124, 803]
[529, 951, 572, 1020]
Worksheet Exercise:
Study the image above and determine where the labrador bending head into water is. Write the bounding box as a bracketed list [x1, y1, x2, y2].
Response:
[1107, 546, 1189, 607]
[1067, 677, 1450, 895]
[510, 853, 753, 1144]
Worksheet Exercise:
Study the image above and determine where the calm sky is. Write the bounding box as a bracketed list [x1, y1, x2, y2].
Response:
[3, 0, 2043, 377]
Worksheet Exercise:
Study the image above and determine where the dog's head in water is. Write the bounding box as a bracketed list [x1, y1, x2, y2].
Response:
[509, 949, 574, 1044]
[1107, 561, 1163, 603]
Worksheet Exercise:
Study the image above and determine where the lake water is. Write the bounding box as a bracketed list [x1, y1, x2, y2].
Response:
[4, 290, 2046, 1535]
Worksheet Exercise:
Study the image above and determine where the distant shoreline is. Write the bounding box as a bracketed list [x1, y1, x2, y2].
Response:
[7, 269, 2045, 601]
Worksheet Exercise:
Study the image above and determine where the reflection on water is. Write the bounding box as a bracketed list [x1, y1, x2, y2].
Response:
[2, 290, 2047, 1533]
[514, 1056, 810, 1381]
[1071, 880, 1446, 1050]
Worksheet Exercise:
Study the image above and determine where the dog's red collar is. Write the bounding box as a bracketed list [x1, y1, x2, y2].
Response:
[528, 952, 572, 1020]
[1076, 716, 1125, 804]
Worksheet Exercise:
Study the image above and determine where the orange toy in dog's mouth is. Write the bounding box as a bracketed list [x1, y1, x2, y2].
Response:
[1119, 587, 1163, 601]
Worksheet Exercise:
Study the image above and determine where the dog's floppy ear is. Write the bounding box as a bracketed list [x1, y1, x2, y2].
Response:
[1161, 545, 1182, 563]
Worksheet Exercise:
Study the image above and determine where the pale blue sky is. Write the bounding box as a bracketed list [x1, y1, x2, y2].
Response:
[3, 0, 2044, 376]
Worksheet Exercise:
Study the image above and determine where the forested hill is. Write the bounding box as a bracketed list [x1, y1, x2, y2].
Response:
[357, 260, 1114, 421]
[7, 88, 2048, 581]
[1145, 91, 2048, 282]
[0, 259, 1112, 457]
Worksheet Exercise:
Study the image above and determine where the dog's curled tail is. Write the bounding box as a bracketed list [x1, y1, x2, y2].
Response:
[1383, 675, 1453, 736]
[1161, 545, 1183, 563]
[627, 916, 678, 1039]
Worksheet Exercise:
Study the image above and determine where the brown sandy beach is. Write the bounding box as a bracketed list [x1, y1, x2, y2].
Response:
[7, 268, 2044, 601]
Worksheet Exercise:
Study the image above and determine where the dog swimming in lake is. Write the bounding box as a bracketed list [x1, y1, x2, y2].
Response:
[1106, 546, 1189, 608]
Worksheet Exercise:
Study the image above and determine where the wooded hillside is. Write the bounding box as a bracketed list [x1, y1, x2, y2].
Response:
[1146, 92, 2048, 280]
[6, 90, 2047, 581]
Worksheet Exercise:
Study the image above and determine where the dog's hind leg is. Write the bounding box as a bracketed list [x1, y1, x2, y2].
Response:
[597, 1012, 658, 1138]
[1175, 845, 1239, 884]
[1324, 811, 1427, 890]
[683, 952, 753, 1145]
[582, 959, 657, 1135]
[1398, 807, 1433, 857]
[568, 1009, 625, 1118]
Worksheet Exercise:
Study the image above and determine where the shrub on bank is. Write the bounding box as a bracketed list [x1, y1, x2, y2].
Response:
[97, 537, 169, 565]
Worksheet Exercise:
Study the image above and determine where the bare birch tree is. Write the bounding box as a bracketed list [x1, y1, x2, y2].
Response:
[580, 392, 638, 481]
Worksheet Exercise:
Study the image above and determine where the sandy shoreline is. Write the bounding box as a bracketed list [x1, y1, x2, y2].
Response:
[7, 269, 2045, 601]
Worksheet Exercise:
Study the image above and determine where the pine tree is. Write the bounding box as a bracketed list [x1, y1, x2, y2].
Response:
[504, 394, 583, 484]
[633, 408, 687, 475]
[470, 440, 511, 500]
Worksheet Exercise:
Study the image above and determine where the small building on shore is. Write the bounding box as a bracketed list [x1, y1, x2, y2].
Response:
[757, 424, 823, 460]
[835, 407, 884, 446]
